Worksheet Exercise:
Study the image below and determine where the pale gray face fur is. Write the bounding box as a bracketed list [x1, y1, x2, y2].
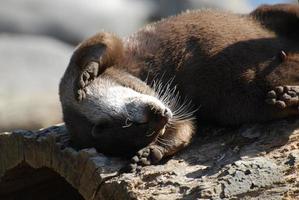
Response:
[60, 70, 173, 129]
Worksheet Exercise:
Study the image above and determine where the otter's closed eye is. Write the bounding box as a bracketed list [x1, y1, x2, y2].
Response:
[122, 118, 134, 128]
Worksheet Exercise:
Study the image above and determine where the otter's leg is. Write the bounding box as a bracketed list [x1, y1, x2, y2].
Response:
[130, 120, 195, 166]
[265, 85, 299, 109]
[72, 33, 124, 101]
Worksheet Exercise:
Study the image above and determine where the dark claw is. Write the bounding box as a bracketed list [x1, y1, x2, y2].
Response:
[140, 158, 150, 166]
[131, 156, 139, 163]
[282, 93, 291, 101]
[79, 71, 91, 88]
[129, 163, 137, 171]
[75, 61, 101, 102]
[275, 86, 284, 94]
[82, 71, 90, 82]
[77, 90, 83, 101]
[79, 79, 85, 88]
[265, 98, 276, 105]
[86, 61, 99, 77]
[137, 149, 144, 156]
[77, 88, 87, 102]
[275, 100, 286, 109]
[142, 151, 150, 158]
[284, 86, 291, 91]
[267, 90, 276, 98]
[288, 91, 297, 97]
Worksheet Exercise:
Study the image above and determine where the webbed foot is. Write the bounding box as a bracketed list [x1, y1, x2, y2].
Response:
[265, 86, 299, 109]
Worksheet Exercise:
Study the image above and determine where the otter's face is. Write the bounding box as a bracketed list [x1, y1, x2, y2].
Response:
[61, 60, 194, 155]
[74, 67, 174, 147]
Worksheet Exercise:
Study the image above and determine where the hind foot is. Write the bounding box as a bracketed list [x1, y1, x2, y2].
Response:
[265, 86, 299, 109]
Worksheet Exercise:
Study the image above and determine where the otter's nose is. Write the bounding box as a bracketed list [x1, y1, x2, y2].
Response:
[161, 107, 173, 122]
[149, 107, 172, 131]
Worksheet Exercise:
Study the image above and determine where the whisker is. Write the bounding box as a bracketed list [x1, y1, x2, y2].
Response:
[144, 71, 150, 85]
[157, 136, 170, 142]
[150, 73, 160, 87]
[157, 137, 172, 147]
[149, 74, 198, 125]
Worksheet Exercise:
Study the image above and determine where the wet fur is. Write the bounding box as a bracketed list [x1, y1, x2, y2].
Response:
[59, 4, 299, 162]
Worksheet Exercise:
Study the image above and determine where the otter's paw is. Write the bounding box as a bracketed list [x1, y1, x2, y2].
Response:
[130, 145, 164, 167]
[265, 86, 299, 109]
[75, 61, 100, 101]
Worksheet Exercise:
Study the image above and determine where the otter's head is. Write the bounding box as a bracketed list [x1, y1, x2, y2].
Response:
[85, 67, 173, 142]
[60, 32, 194, 156]
[71, 67, 179, 155]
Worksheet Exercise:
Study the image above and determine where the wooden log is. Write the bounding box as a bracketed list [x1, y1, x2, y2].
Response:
[0, 125, 125, 200]
[1, 119, 299, 199]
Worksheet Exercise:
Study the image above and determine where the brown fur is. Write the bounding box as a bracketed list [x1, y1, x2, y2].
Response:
[59, 4, 299, 165]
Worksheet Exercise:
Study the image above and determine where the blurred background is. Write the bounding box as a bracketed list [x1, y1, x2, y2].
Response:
[0, 0, 297, 132]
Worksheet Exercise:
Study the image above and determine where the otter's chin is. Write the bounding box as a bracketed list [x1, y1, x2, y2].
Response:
[91, 121, 165, 156]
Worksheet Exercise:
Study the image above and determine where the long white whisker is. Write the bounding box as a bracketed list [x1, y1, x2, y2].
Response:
[144, 70, 151, 85]
[148, 74, 197, 125]
[157, 137, 172, 147]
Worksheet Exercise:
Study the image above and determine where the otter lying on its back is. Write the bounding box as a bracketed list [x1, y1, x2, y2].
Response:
[59, 4, 299, 166]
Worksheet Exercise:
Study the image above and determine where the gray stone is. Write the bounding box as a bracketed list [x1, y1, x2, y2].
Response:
[0, 34, 73, 131]
[0, 0, 154, 44]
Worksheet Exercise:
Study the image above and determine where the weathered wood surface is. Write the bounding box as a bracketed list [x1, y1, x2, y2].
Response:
[1, 119, 299, 199]
[0, 125, 125, 200]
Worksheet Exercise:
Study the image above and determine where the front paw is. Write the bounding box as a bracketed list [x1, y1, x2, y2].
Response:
[130, 145, 164, 167]
[75, 61, 99, 101]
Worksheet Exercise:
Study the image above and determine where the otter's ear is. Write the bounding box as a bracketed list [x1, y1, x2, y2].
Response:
[71, 32, 124, 101]
[277, 50, 288, 62]
[251, 4, 299, 38]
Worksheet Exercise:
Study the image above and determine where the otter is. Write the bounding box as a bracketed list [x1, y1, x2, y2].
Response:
[59, 4, 299, 166]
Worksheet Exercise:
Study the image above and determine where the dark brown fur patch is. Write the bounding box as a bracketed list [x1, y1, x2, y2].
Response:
[251, 4, 299, 38]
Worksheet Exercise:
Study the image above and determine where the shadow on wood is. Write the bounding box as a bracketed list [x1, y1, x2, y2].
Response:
[0, 125, 126, 200]
[0, 162, 84, 200]
[0, 120, 299, 199]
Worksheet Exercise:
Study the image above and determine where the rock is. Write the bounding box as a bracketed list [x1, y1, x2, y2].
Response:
[1, 118, 299, 199]
[0, 0, 297, 45]
[0, 34, 73, 132]
[0, 0, 154, 44]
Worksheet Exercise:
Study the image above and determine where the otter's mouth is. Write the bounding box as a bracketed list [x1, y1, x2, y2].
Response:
[90, 109, 171, 156]
[91, 111, 170, 140]
[90, 122, 162, 156]
[91, 102, 172, 138]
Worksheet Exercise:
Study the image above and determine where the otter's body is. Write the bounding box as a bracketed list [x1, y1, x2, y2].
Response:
[60, 4, 299, 165]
